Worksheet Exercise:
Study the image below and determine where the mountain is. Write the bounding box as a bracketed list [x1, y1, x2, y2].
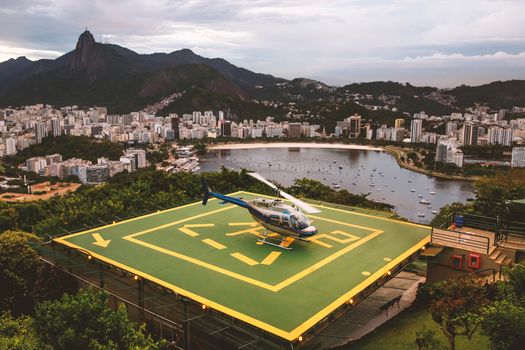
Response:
[0, 30, 284, 114]
[1, 30, 525, 118]
[447, 80, 525, 109]
[0, 56, 33, 94]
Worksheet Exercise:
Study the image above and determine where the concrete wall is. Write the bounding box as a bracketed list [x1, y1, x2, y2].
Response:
[426, 246, 501, 283]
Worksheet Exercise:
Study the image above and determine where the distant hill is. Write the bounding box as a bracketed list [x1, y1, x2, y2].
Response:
[338, 81, 436, 96]
[447, 80, 525, 109]
[0, 30, 284, 114]
[0, 56, 33, 94]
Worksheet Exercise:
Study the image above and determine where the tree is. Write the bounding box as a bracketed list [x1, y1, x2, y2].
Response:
[0, 231, 41, 314]
[0, 312, 51, 350]
[430, 202, 472, 228]
[506, 263, 525, 299]
[34, 290, 166, 350]
[193, 142, 207, 155]
[473, 170, 525, 221]
[481, 300, 525, 350]
[428, 277, 487, 350]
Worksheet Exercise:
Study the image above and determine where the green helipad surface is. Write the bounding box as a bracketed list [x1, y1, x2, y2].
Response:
[54, 191, 430, 341]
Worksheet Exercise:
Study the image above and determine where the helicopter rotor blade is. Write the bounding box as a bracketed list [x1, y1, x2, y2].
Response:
[279, 191, 321, 214]
[247, 172, 279, 191]
[247, 172, 321, 214]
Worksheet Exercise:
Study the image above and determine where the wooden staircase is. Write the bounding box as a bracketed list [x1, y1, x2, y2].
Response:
[488, 246, 513, 267]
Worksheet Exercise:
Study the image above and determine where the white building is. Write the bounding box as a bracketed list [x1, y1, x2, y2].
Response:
[487, 127, 513, 146]
[35, 121, 47, 143]
[511, 147, 525, 167]
[5, 137, 16, 155]
[451, 149, 464, 168]
[410, 119, 423, 143]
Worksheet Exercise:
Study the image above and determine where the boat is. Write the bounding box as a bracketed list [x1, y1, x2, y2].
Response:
[431, 210, 438, 214]
[410, 189, 416, 192]
[429, 191, 436, 195]
[418, 194, 423, 198]
[369, 183, 375, 187]
[408, 180, 412, 183]
[417, 212, 425, 217]
[333, 184, 341, 189]
[420, 199, 430, 204]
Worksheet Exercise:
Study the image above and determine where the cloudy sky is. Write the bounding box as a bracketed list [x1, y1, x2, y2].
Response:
[1, 0, 524, 87]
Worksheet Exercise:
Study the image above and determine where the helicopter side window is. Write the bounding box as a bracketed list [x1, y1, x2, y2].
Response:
[269, 214, 280, 225]
[289, 215, 299, 229]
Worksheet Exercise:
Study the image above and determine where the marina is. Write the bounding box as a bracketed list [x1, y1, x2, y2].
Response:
[200, 146, 474, 223]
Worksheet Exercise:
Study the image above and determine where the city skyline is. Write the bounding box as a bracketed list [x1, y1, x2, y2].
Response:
[1, 0, 525, 88]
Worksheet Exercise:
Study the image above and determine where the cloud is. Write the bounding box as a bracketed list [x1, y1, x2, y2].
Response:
[0, 0, 524, 87]
[399, 51, 525, 63]
[0, 43, 63, 62]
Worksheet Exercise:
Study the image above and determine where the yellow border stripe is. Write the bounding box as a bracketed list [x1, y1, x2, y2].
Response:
[286, 235, 431, 338]
[202, 238, 227, 250]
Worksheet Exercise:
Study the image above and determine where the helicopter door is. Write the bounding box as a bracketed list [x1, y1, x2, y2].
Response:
[281, 215, 290, 227]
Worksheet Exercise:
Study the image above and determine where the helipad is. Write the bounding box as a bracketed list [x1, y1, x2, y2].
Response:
[54, 191, 430, 341]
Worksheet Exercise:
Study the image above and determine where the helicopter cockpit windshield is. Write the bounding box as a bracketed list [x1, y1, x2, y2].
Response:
[289, 214, 309, 230]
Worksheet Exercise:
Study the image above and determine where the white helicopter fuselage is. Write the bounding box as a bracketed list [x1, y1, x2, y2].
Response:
[247, 198, 317, 238]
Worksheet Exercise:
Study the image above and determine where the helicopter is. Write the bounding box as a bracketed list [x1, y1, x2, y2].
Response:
[201, 172, 320, 250]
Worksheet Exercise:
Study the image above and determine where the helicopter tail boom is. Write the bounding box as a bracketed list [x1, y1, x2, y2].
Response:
[201, 177, 249, 209]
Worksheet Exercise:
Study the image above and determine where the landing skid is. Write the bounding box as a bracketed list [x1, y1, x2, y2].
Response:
[258, 229, 310, 250]
[257, 238, 293, 250]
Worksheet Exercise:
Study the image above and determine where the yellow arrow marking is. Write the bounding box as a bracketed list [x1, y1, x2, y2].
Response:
[92, 233, 111, 248]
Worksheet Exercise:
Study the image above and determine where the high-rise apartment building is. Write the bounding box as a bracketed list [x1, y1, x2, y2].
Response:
[462, 123, 479, 146]
[35, 121, 47, 143]
[410, 119, 423, 143]
[511, 147, 525, 168]
[170, 115, 180, 140]
[349, 114, 361, 139]
[51, 118, 61, 137]
[221, 121, 232, 137]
